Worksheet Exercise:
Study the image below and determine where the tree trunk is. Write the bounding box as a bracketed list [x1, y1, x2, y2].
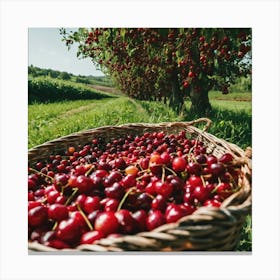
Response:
[189, 86, 212, 116]
[169, 71, 185, 114]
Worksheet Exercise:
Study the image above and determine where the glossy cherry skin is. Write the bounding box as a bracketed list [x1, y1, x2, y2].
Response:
[203, 199, 222, 208]
[192, 186, 211, 203]
[115, 209, 138, 234]
[219, 153, 233, 164]
[165, 204, 193, 223]
[94, 211, 119, 236]
[48, 204, 69, 221]
[209, 163, 226, 176]
[154, 180, 173, 198]
[105, 182, 125, 200]
[132, 210, 147, 232]
[28, 205, 48, 227]
[83, 196, 101, 214]
[80, 230, 105, 244]
[74, 175, 94, 194]
[172, 157, 187, 173]
[146, 210, 166, 231]
[56, 218, 83, 243]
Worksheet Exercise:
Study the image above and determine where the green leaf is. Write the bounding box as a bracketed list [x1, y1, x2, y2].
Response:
[120, 28, 126, 40]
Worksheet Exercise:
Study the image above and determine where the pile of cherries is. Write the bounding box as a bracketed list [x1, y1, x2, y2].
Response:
[28, 130, 240, 249]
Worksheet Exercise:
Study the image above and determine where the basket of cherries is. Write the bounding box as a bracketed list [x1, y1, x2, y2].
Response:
[28, 118, 251, 252]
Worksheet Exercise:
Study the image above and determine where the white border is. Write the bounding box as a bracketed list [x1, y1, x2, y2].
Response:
[1, 0, 280, 280]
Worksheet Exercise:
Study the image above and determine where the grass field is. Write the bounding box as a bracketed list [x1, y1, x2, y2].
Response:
[28, 89, 252, 251]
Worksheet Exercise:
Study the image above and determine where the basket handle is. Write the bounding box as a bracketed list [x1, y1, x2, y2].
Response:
[186, 118, 212, 132]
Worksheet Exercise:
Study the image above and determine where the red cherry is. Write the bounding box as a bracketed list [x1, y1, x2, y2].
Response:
[188, 175, 203, 187]
[105, 182, 125, 200]
[45, 239, 71, 249]
[102, 198, 119, 212]
[56, 218, 82, 243]
[132, 210, 147, 232]
[199, 36, 205, 42]
[80, 230, 104, 244]
[46, 190, 60, 204]
[28, 201, 43, 211]
[121, 174, 137, 189]
[94, 211, 119, 236]
[28, 178, 37, 191]
[83, 196, 101, 214]
[54, 173, 69, 191]
[206, 155, 218, 166]
[172, 157, 187, 173]
[145, 181, 157, 196]
[48, 204, 69, 221]
[69, 211, 87, 229]
[74, 165, 87, 176]
[193, 186, 210, 203]
[216, 183, 233, 199]
[183, 81, 189, 88]
[87, 210, 101, 225]
[28, 205, 48, 227]
[183, 191, 195, 204]
[139, 157, 150, 170]
[146, 210, 166, 231]
[219, 153, 234, 164]
[75, 175, 94, 193]
[151, 194, 167, 211]
[92, 169, 108, 178]
[165, 204, 188, 223]
[154, 180, 173, 198]
[209, 163, 226, 176]
[113, 158, 127, 170]
[160, 152, 171, 165]
[203, 199, 221, 208]
[115, 209, 138, 234]
[187, 162, 202, 175]
[188, 71, 195, 78]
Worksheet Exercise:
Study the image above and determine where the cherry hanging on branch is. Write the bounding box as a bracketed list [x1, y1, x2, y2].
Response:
[60, 28, 251, 115]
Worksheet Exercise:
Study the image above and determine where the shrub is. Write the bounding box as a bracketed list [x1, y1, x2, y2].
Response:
[28, 76, 110, 103]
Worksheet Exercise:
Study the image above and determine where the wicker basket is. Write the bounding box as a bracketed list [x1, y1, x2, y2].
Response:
[28, 118, 252, 252]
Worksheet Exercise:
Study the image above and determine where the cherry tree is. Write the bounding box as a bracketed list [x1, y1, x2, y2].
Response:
[61, 28, 251, 115]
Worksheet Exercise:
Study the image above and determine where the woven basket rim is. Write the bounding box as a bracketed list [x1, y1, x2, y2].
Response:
[28, 118, 252, 252]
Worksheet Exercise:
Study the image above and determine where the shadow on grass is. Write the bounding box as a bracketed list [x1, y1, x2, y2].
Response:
[182, 107, 252, 150]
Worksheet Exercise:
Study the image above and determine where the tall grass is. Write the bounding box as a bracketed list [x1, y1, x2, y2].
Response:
[28, 97, 179, 148]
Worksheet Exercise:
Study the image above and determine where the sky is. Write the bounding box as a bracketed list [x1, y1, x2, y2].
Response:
[28, 28, 104, 76]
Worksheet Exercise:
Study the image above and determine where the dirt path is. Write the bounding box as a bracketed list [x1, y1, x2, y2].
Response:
[60, 99, 113, 119]
[127, 98, 147, 115]
[89, 84, 122, 95]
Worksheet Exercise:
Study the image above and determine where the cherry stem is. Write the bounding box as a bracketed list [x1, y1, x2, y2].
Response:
[164, 166, 178, 177]
[200, 175, 206, 188]
[117, 187, 137, 211]
[138, 168, 150, 175]
[77, 203, 94, 231]
[52, 221, 58, 231]
[61, 183, 69, 195]
[29, 167, 54, 183]
[161, 166, 166, 182]
[136, 171, 150, 182]
[85, 165, 95, 176]
[64, 187, 78, 206]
